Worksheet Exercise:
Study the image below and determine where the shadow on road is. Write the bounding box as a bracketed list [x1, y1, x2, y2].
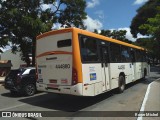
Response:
[18, 90, 116, 112]
[1, 91, 43, 98]
[1, 92, 23, 98]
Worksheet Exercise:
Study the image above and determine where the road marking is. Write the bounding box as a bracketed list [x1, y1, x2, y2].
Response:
[0, 93, 46, 111]
[0, 103, 26, 111]
[137, 82, 153, 120]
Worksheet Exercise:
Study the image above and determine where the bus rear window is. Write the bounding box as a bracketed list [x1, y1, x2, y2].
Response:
[57, 39, 71, 48]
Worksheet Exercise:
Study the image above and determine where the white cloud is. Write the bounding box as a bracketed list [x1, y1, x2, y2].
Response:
[0, 0, 6, 8]
[41, 4, 53, 11]
[0, 46, 11, 52]
[117, 27, 150, 41]
[133, 0, 149, 5]
[87, 0, 100, 8]
[137, 33, 151, 38]
[95, 10, 105, 19]
[118, 28, 136, 41]
[41, 2, 58, 12]
[0, 42, 12, 52]
[83, 15, 103, 32]
[52, 23, 62, 30]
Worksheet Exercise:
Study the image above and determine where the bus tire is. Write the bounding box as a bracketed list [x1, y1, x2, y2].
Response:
[118, 75, 125, 93]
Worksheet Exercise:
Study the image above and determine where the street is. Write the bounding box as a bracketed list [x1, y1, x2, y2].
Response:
[0, 66, 160, 120]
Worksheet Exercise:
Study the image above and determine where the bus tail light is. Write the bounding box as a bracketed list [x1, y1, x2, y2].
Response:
[72, 68, 78, 85]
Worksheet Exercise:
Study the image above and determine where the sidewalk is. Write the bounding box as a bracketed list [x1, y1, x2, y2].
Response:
[138, 78, 160, 120]
[144, 79, 160, 111]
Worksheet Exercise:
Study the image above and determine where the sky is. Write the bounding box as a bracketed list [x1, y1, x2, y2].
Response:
[84, 0, 149, 41]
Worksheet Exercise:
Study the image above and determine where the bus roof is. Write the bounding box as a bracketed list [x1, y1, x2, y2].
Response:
[36, 27, 145, 50]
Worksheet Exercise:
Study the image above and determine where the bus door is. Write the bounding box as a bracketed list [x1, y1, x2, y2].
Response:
[100, 46, 110, 91]
[131, 49, 136, 81]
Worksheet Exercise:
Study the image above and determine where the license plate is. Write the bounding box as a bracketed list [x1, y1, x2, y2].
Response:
[47, 84, 59, 88]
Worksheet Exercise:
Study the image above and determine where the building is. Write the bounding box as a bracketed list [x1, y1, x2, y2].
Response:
[0, 60, 12, 77]
[0, 49, 27, 70]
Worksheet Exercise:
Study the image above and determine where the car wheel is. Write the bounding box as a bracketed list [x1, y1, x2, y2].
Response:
[118, 75, 125, 93]
[24, 84, 36, 96]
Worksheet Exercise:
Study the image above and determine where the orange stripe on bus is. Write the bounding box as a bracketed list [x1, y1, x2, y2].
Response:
[36, 27, 145, 50]
[72, 28, 83, 83]
[36, 51, 72, 58]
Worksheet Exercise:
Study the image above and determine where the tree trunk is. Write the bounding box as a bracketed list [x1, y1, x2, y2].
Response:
[32, 38, 36, 66]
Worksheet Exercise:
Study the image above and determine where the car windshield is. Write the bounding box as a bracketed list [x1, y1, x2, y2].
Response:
[8, 68, 26, 76]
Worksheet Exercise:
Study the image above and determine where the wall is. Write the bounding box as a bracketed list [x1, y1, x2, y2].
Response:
[0, 50, 26, 69]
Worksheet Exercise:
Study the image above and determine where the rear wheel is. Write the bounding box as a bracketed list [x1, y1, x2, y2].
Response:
[118, 75, 125, 93]
[24, 84, 36, 96]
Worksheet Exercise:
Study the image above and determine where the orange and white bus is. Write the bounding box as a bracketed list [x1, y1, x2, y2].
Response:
[36, 27, 150, 96]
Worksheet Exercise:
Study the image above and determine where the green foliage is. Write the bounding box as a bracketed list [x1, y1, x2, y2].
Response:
[139, 12, 160, 38]
[139, 10, 160, 60]
[130, 0, 160, 61]
[134, 38, 159, 60]
[130, 0, 160, 37]
[94, 29, 132, 44]
[134, 38, 155, 51]
[0, 0, 87, 66]
[58, 0, 87, 28]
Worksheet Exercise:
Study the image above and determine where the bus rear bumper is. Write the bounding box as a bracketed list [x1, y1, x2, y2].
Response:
[36, 83, 83, 96]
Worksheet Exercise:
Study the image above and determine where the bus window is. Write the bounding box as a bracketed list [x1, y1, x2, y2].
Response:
[110, 43, 121, 63]
[135, 50, 143, 62]
[57, 39, 71, 48]
[79, 35, 99, 62]
[121, 46, 131, 62]
[142, 51, 147, 62]
[130, 49, 136, 63]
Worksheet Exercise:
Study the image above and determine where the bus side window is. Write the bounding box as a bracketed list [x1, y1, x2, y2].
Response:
[110, 43, 121, 63]
[135, 50, 143, 62]
[79, 35, 99, 62]
[130, 49, 136, 63]
[121, 46, 131, 62]
[142, 51, 147, 62]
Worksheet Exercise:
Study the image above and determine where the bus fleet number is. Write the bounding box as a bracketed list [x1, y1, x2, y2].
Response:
[55, 64, 70, 69]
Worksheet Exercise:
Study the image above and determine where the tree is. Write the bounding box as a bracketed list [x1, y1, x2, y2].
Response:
[0, 0, 87, 66]
[139, 7, 160, 60]
[94, 29, 132, 44]
[130, 0, 160, 62]
[130, 0, 160, 38]
[134, 38, 159, 64]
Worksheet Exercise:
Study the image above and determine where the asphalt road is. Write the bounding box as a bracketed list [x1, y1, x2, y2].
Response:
[0, 66, 160, 120]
